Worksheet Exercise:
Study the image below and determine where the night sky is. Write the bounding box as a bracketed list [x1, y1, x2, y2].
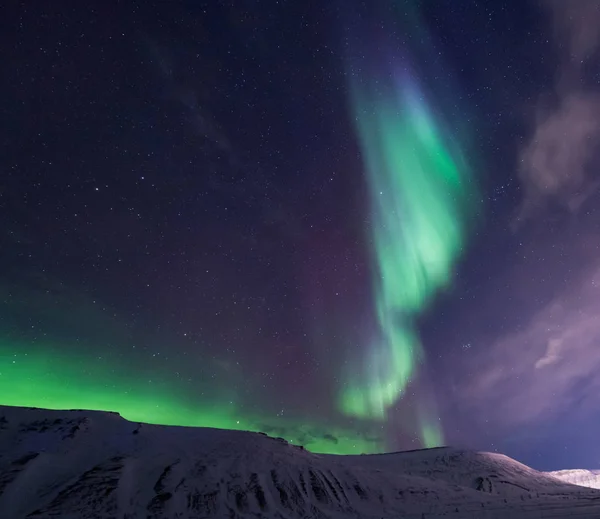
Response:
[2, 0, 600, 471]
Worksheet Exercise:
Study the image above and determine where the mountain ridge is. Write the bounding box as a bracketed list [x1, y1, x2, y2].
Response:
[1, 405, 599, 518]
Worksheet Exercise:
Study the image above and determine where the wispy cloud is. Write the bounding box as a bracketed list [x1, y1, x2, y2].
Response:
[515, 1, 600, 224]
[141, 35, 233, 156]
[457, 263, 600, 430]
[547, 0, 600, 65]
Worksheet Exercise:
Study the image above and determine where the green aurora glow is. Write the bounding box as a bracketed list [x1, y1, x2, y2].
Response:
[1, 4, 477, 457]
[341, 19, 478, 445]
[0, 335, 380, 455]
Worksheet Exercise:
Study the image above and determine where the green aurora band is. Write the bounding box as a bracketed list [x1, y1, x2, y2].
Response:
[1, 5, 477, 455]
[341, 45, 477, 444]
[0, 335, 381, 455]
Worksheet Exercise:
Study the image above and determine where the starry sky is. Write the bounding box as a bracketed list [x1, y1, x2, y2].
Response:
[2, 0, 600, 471]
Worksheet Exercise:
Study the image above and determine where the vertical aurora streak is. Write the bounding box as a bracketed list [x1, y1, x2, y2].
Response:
[341, 5, 477, 445]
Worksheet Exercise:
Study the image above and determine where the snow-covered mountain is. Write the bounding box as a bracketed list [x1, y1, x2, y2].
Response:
[1, 405, 600, 518]
[549, 469, 600, 490]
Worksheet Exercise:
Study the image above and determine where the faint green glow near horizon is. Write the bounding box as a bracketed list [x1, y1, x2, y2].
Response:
[0, 341, 381, 455]
[342, 68, 477, 444]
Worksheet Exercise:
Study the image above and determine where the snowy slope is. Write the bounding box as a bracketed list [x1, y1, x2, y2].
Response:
[1, 406, 600, 518]
[549, 469, 600, 490]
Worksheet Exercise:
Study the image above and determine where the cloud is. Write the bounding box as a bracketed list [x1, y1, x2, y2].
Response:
[546, 0, 600, 64]
[534, 337, 562, 369]
[141, 35, 234, 157]
[518, 94, 600, 214]
[253, 420, 384, 454]
[321, 433, 339, 444]
[515, 1, 600, 224]
[457, 263, 600, 431]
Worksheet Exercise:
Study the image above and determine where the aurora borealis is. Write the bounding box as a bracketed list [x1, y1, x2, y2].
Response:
[342, 58, 476, 436]
[4, 0, 600, 471]
[0, 284, 378, 454]
[339, 3, 477, 446]
[0, 342, 378, 455]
